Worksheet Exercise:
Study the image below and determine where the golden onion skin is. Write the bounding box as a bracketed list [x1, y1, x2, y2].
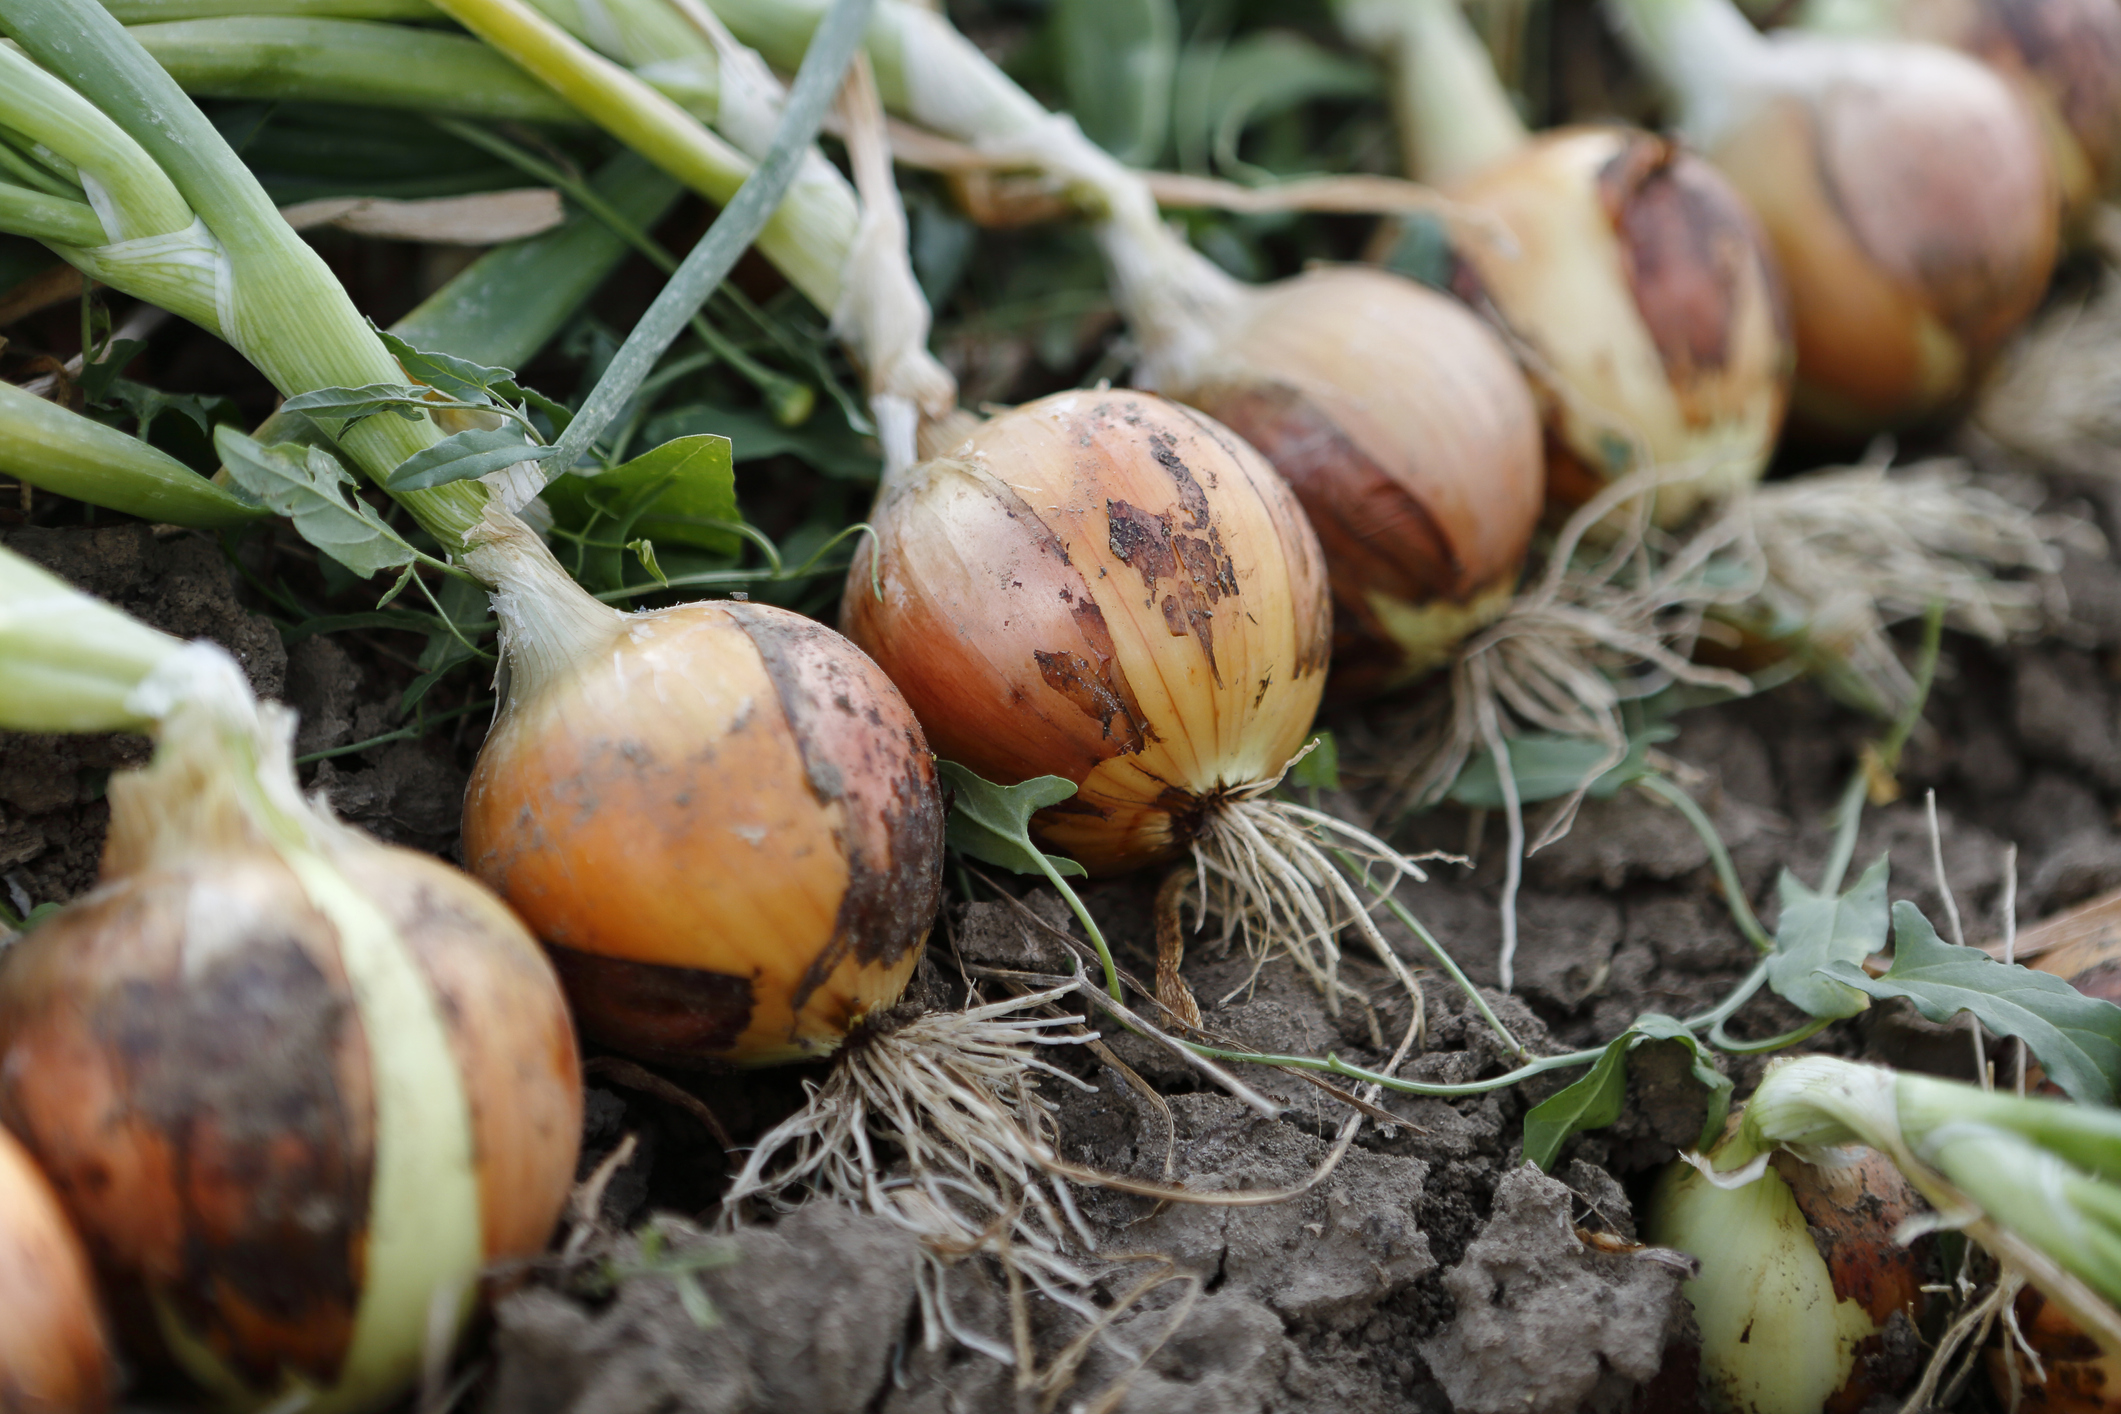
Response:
[1448, 128, 1793, 525]
[0, 840, 580, 1398]
[464, 600, 943, 1067]
[1986, 1283, 2120, 1413]
[0, 1125, 112, 1413]
[1166, 266, 1545, 697]
[842, 389, 1333, 875]
[1709, 43, 2058, 434]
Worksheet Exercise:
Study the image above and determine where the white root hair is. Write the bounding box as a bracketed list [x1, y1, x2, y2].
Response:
[1739, 458, 2077, 715]
[1978, 258, 2121, 478]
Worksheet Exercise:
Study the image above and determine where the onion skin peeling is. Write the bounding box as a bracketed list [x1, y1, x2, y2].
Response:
[462, 519, 944, 1067]
[843, 388, 1332, 875]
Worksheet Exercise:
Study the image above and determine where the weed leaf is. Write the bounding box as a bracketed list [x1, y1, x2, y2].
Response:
[1766, 855, 1890, 1020]
[1522, 1014, 1730, 1171]
[215, 427, 417, 578]
[386, 427, 555, 492]
[280, 383, 429, 426]
[936, 761, 1087, 879]
[1824, 902, 2121, 1106]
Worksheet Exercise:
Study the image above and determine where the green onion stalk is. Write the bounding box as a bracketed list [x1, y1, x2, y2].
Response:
[0, 0, 491, 551]
[1665, 1054, 2121, 1362]
[0, 376, 267, 527]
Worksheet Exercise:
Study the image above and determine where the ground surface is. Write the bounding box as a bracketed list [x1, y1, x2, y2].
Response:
[7, 439, 2116, 1411]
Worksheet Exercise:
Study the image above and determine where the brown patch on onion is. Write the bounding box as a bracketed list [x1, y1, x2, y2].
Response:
[1988, 1282, 2121, 1413]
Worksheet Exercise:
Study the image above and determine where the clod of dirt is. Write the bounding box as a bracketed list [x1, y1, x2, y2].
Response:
[486, 1206, 919, 1414]
[952, 897, 1075, 973]
[2015, 650, 2121, 789]
[1112, 1094, 1435, 1326]
[284, 636, 361, 757]
[310, 737, 468, 852]
[1416, 1164, 1691, 1414]
[1070, 1290, 1292, 1414]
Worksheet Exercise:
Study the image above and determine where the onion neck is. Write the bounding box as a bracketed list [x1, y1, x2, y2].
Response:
[1607, 0, 1776, 147]
[460, 506, 626, 713]
[1340, 0, 1529, 186]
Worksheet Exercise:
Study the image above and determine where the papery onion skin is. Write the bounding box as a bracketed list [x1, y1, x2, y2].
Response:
[0, 838, 580, 1400]
[0, 1125, 112, 1413]
[1157, 266, 1544, 697]
[842, 389, 1333, 874]
[1445, 128, 1793, 525]
[463, 600, 943, 1067]
[1707, 40, 2058, 434]
[1648, 1140, 1930, 1414]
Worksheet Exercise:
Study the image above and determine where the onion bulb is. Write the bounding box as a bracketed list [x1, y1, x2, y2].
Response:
[1610, 0, 2060, 435]
[1987, 1282, 2121, 1413]
[461, 514, 944, 1067]
[1766, 0, 2121, 238]
[0, 1125, 112, 1413]
[843, 388, 1330, 875]
[1648, 1130, 1931, 1414]
[0, 631, 580, 1414]
[1342, 0, 1792, 528]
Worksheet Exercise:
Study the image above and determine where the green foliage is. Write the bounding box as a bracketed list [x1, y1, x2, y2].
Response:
[384, 425, 555, 492]
[216, 426, 422, 578]
[545, 433, 737, 553]
[1826, 903, 2121, 1106]
[936, 761, 1087, 881]
[1288, 730, 1339, 792]
[1765, 855, 1890, 1021]
[1446, 727, 1671, 810]
[1522, 1016, 1732, 1171]
[1054, 0, 1177, 165]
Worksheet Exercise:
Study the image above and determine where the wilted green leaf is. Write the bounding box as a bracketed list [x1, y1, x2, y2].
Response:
[1825, 903, 2121, 1106]
[1765, 855, 1889, 1020]
[215, 427, 419, 579]
[546, 434, 738, 556]
[280, 382, 430, 426]
[1447, 728, 1671, 810]
[936, 760, 1087, 880]
[1055, 0, 1177, 165]
[385, 426, 555, 492]
[374, 324, 510, 404]
[1521, 1014, 1730, 1170]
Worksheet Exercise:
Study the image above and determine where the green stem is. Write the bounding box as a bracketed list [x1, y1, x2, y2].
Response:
[1338, 0, 1529, 185]
[431, 119, 812, 422]
[0, 379, 266, 527]
[1820, 601, 1942, 894]
[421, 0, 853, 312]
[129, 16, 579, 121]
[1638, 773, 1773, 952]
[0, 45, 192, 239]
[540, 0, 873, 482]
[1181, 1037, 1608, 1098]
[103, 0, 440, 18]
[0, 178, 106, 246]
[0, 0, 490, 549]
[1605, 0, 1774, 144]
[0, 544, 185, 731]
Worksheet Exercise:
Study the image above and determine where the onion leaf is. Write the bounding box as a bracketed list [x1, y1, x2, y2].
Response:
[1765, 854, 1889, 1021]
[1825, 903, 2121, 1106]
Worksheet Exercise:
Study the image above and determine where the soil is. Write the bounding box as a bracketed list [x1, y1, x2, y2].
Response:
[7, 452, 2118, 1414]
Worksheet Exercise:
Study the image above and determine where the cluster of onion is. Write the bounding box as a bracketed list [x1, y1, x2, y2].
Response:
[0, 550, 580, 1414]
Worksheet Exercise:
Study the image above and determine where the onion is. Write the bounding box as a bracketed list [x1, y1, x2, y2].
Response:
[1343, 0, 1792, 527]
[1610, 0, 2060, 434]
[0, 635, 580, 1414]
[0, 1125, 112, 1413]
[1648, 1133, 1931, 1414]
[843, 388, 1329, 875]
[1768, 0, 2121, 238]
[1987, 1282, 2121, 1413]
[1164, 266, 1546, 696]
[460, 514, 944, 1067]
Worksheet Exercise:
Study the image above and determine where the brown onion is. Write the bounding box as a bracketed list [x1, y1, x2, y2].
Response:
[1987, 1282, 2121, 1413]
[842, 388, 1331, 876]
[1165, 266, 1545, 695]
[1345, 0, 1793, 526]
[1612, 0, 2060, 434]
[461, 515, 943, 1067]
[0, 1124, 112, 1413]
[0, 647, 580, 1414]
[1774, 0, 2121, 237]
